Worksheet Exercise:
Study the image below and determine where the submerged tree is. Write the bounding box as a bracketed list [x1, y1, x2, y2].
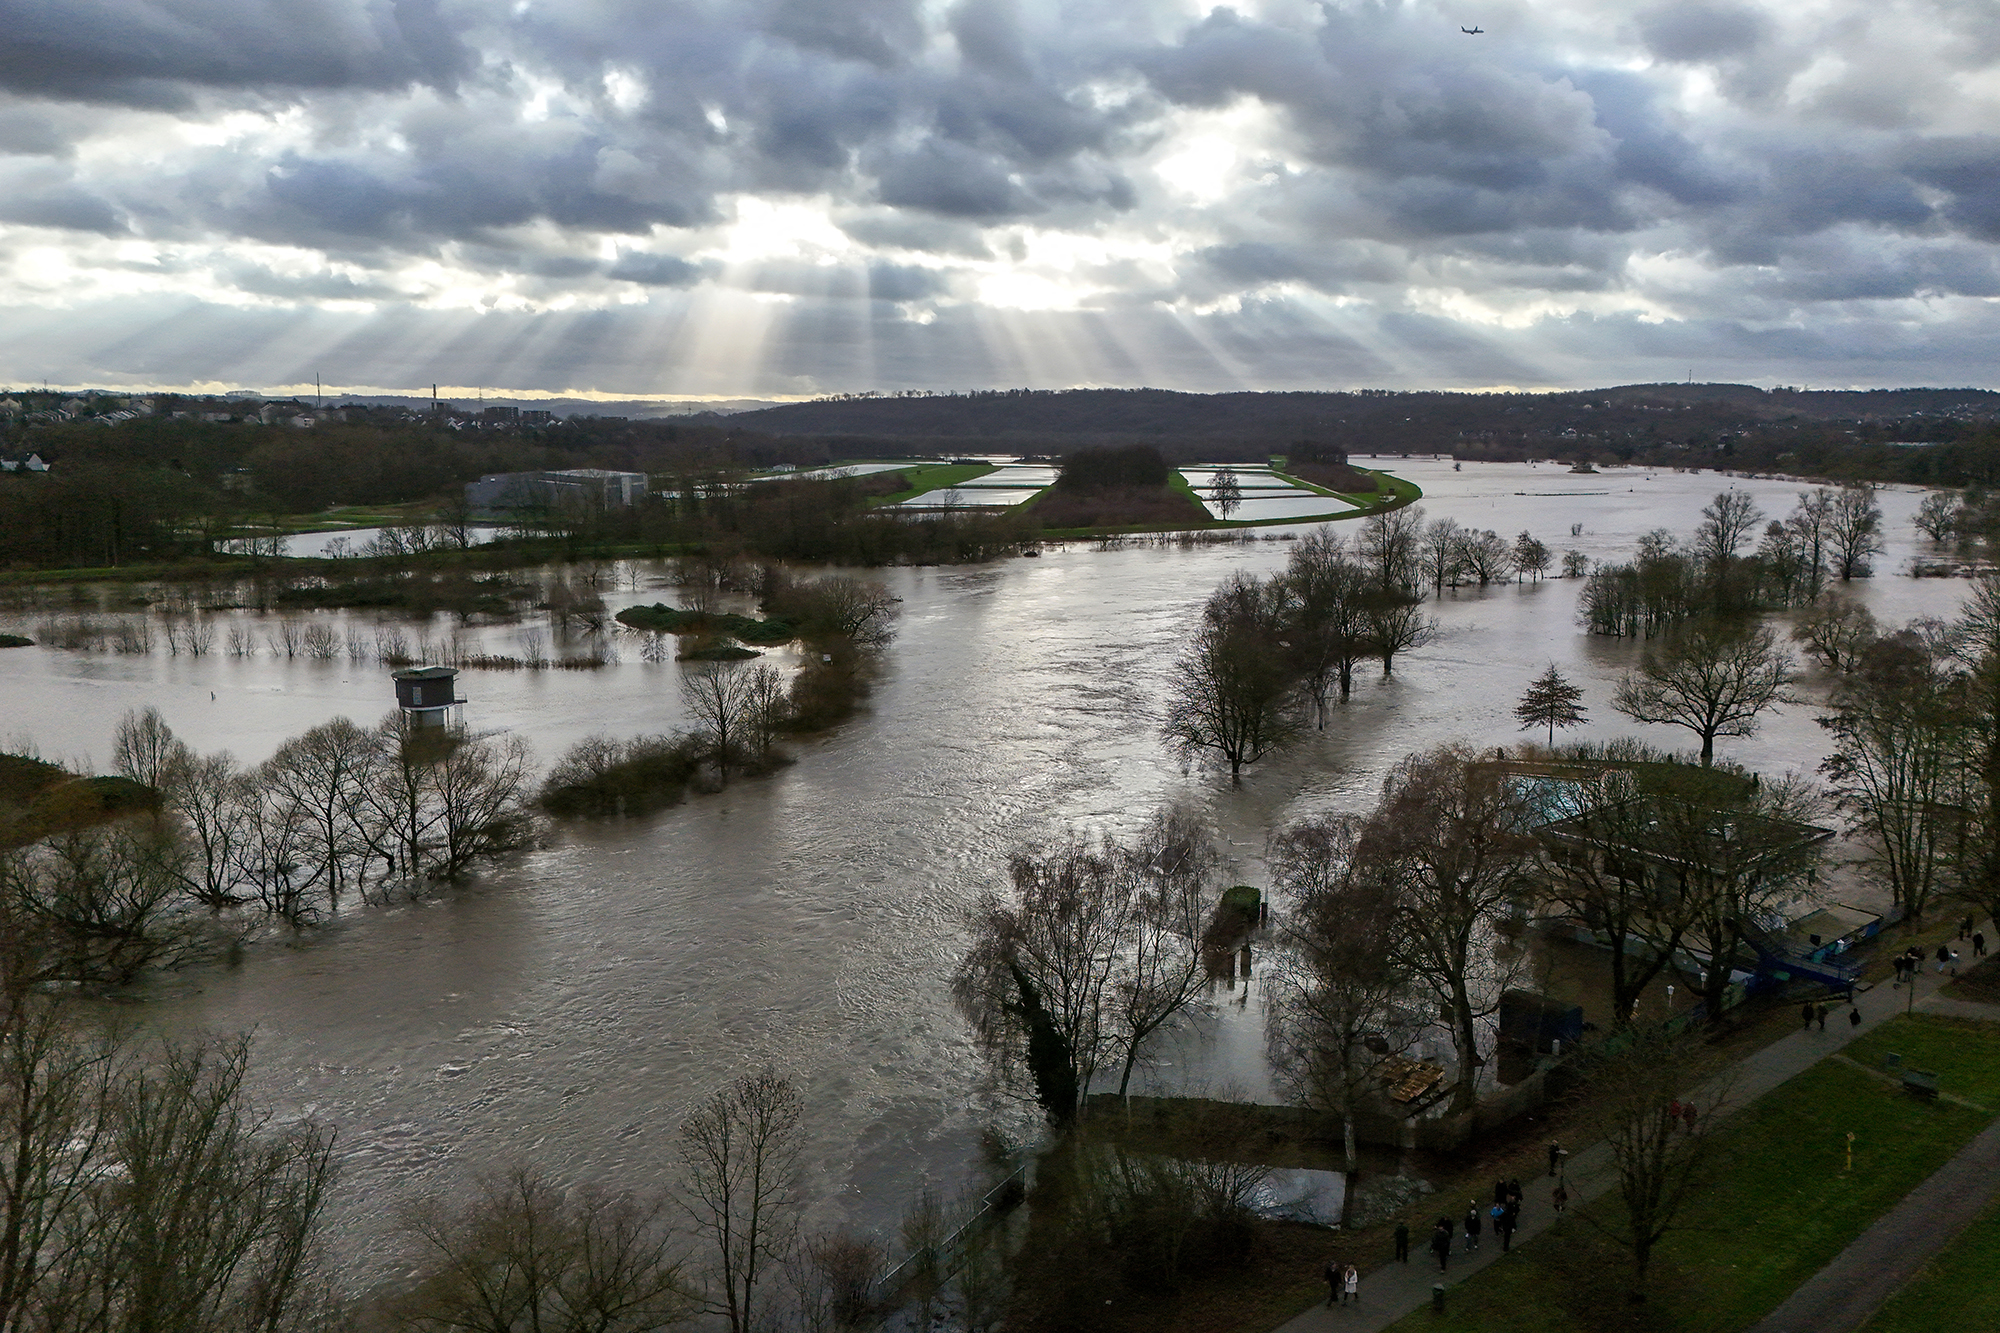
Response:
[1266, 814, 1408, 1166]
[1613, 620, 1796, 765]
[677, 1074, 805, 1333]
[1515, 665, 1589, 745]
[1161, 573, 1298, 779]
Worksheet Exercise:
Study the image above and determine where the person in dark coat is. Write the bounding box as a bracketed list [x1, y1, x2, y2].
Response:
[1324, 1259, 1340, 1306]
[1801, 1001, 1815, 1030]
[1552, 1181, 1569, 1216]
[1850, 1004, 1862, 1028]
[1507, 1178, 1524, 1206]
[1547, 1141, 1562, 1176]
[1493, 1178, 1508, 1207]
[1464, 1203, 1481, 1251]
[1816, 1002, 1828, 1030]
[1963, 914, 1975, 941]
[1975, 932, 1987, 958]
[1499, 1201, 1519, 1251]
[1430, 1221, 1452, 1272]
[1394, 1221, 1410, 1262]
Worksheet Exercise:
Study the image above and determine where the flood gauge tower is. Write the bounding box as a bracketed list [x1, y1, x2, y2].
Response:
[391, 665, 462, 729]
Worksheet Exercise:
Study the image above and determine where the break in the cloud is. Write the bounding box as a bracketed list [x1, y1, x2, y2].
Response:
[2, 0, 1999, 396]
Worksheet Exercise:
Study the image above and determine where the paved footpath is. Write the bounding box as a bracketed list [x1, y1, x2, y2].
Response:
[1274, 967, 1992, 1333]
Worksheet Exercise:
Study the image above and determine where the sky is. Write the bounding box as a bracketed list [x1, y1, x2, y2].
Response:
[3, 0, 2000, 400]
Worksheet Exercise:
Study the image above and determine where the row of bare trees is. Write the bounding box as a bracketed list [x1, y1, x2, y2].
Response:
[0, 709, 531, 987]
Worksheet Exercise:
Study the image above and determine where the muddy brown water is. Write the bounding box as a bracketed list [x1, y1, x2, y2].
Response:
[0, 460, 1977, 1282]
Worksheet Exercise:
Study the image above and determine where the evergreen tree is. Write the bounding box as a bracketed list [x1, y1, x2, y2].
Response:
[1515, 664, 1588, 745]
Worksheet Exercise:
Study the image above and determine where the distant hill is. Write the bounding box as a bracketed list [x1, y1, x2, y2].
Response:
[721, 384, 2000, 460]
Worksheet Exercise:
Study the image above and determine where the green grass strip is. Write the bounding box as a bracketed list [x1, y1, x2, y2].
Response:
[870, 462, 999, 503]
[1387, 1018, 2000, 1333]
[1858, 1193, 2000, 1333]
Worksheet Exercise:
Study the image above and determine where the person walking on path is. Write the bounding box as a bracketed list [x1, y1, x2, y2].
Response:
[1499, 1201, 1519, 1252]
[1547, 1140, 1563, 1176]
[1343, 1264, 1359, 1306]
[1507, 1178, 1523, 1207]
[1464, 1204, 1481, 1252]
[1975, 931, 1987, 959]
[1962, 914, 1975, 941]
[1493, 1179, 1508, 1207]
[1850, 1004, 1862, 1029]
[1394, 1221, 1409, 1263]
[1553, 1181, 1569, 1216]
[1938, 943, 1952, 974]
[1802, 1001, 1815, 1030]
[1324, 1259, 1340, 1307]
[1817, 1002, 1829, 1030]
[1430, 1221, 1452, 1273]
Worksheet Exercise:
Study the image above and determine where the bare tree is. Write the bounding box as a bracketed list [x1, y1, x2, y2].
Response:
[1693, 490, 1764, 568]
[791, 1230, 882, 1333]
[954, 838, 1128, 1123]
[1360, 504, 1425, 589]
[1512, 531, 1551, 582]
[162, 751, 254, 908]
[1418, 517, 1465, 592]
[1791, 593, 1878, 673]
[684, 665, 758, 780]
[112, 706, 186, 791]
[676, 1073, 805, 1333]
[1915, 491, 1960, 542]
[1366, 595, 1437, 676]
[1460, 530, 1513, 585]
[1105, 807, 1216, 1101]
[1822, 633, 1976, 924]
[1613, 620, 1797, 766]
[1356, 747, 1536, 1111]
[1280, 534, 1372, 720]
[0, 825, 207, 986]
[1162, 574, 1298, 778]
[391, 1167, 695, 1333]
[1535, 759, 1706, 1027]
[1266, 813, 1409, 1166]
[1828, 484, 1885, 580]
[1208, 468, 1242, 519]
[1783, 489, 1835, 602]
[262, 718, 380, 910]
[742, 664, 791, 764]
[1578, 1028, 1732, 1302]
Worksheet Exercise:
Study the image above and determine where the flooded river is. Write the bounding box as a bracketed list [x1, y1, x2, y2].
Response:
[0, 460, 1980, 1281]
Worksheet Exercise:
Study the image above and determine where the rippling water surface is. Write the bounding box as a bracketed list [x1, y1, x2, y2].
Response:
[0, 460, 1980, 1281]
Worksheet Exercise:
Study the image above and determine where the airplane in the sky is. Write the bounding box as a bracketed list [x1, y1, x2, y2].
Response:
[1462, 25, 1483, 34]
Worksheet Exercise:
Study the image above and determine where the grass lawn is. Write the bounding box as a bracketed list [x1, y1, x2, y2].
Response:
[1383, 1038, 1995, 1333]
[871, 462, 996, 503]
[1857, 1193, 2000, 1332]
[1845, 1013, 2000, 1107]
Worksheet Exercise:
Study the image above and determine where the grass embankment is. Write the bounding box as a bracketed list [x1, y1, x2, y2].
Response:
[0, 754, 155, 852]
[871, 462, 997, 503]
[614, 604, 797, 645]
[1384, 1013, 2000, 1333]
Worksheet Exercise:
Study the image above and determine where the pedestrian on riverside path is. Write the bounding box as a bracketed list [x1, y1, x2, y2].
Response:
[1547, 1141, 1563, 1176]
[1816, 1003, 1828, 1031]
[1963, 914, 1975, 941]
[1552, 1181, 1569, 1217]
[1394, 1221, 1409, 1263]
[1343, 1264, 1359, 1305]
[1507, 1178, 1524, 1207]
[1976, 932, 1987, 959]
[1499, 1202, 1519, 1252]
[1493, 1178, 1508, 1207]
[1850, 1005, 1862, 1029]
[1324, 1259, 1340, 1307]
[1801, 1001, 1815, 1030]
[1464, 1204, 1481, 1252]
[1431, 1221, 1452, 1273]
[1939, 943, 1953, 974]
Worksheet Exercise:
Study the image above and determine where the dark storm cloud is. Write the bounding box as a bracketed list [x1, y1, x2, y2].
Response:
[6, 0, 2000, 392]
[0, 0, 470, 109]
